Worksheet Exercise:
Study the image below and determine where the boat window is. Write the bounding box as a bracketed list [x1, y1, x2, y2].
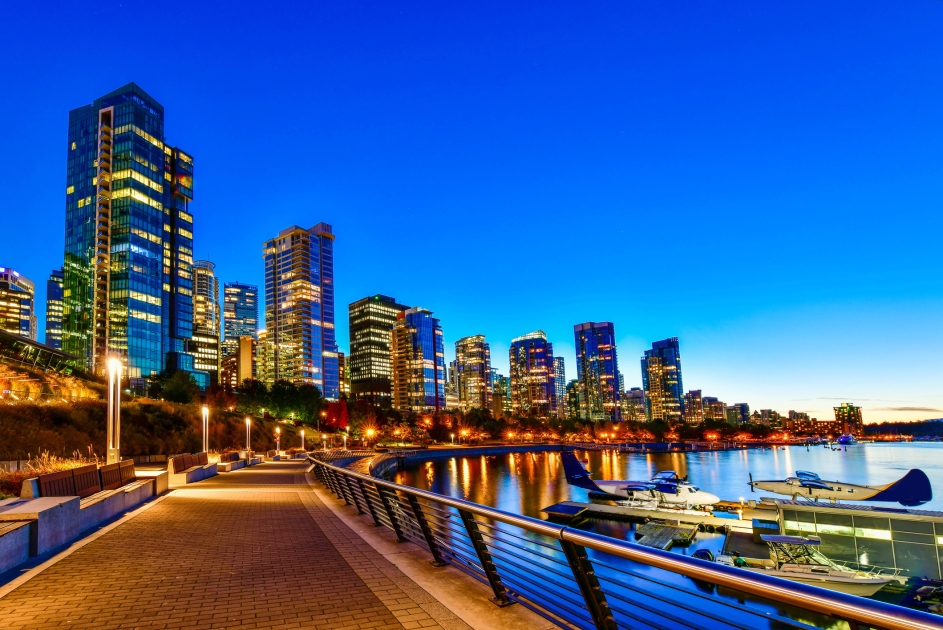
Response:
[688, 487, 698, 492]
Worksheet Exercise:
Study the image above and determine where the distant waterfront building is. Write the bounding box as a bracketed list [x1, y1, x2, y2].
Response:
[702, 396, 726, 423]
[509, 330, 556, 418]
[220, 336, 256, 389]
[337, 351, 350, 397]
[553, 357, 566, 418]
[724, 403, 750, 426]
[454, 335, 492, 410]
[192, 260, 221, 384]
[391, 307, 446, 412]
[222, 282, 258, 357]
[44, 269, 64, 349]
[833, 402, 863, 435]
[758, 409, 782, 427]
[641, 338, 683, 423]
[62, 83, 203, 390]
[574, 322, 621, 421]
[492, 373, 511, 418]
[621, 388, 645, 422]
[255, 329, 275, 385]
[262, 223, 338, 398]
[0, 267, 36, 340]
[682, 390, 704, 425]
[566, 380, 580, 419]
[448, 360, 459, 396]
[348, 294, 411, 405]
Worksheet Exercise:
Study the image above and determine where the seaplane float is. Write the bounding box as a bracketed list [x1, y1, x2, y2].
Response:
[561, 450, 720, 507]
[748, 469, 932, 506]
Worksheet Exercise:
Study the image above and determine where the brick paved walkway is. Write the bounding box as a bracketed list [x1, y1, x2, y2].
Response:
[0, 462, 471, 630]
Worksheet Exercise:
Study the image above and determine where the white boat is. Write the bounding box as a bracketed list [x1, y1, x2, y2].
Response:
[710, 535, 897, 597]
[749, 469, 932, 507]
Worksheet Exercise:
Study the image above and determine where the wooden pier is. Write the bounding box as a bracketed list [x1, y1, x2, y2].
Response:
[634, 522, 700, 550]
[540, 500, 772, 531]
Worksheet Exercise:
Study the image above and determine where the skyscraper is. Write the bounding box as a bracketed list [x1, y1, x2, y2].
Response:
[553, 356, 566, 418]
[192, 260, 221, 384]
[391, 307, 445, 412]
[0, 267, 36, 340]
[454, 335, 492, 410]
[724, 403, 750, 426]
[641, 337, 683, 423]
[621, 388, 646, 422]
[574, 322, 621, 421]
[337, 350, 350, 397]
[62, 83, 202, 390]
[262, 223, 338, 398]
[682, 390, 704, 425]
[833, 402, 863, 435]
[222, 281, 258, 357]
[566, 380, 580, 419]
[45, 269, 64, 348]
[492, 373, 510, 418]
[348, 294, 410, 405]
[702, 396, 726, 422]
[508, 330, 556, 418]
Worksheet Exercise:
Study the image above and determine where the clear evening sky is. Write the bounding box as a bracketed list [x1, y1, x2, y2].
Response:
[2, 2, 941, 423]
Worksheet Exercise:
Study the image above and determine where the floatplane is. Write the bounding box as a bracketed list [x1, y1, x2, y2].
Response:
[561, 450, 720, 507]
[748, 469, 932, 506]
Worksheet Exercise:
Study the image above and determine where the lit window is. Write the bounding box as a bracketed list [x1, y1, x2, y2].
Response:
[66, 185, 75, 194]
[71, 142, 76, 150]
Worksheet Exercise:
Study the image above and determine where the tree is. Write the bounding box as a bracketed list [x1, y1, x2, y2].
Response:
[163, 371, 200, 404]
[235, 379, 268, 414]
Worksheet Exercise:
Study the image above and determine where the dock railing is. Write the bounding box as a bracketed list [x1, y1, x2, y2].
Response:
[308, 456, 942, 630]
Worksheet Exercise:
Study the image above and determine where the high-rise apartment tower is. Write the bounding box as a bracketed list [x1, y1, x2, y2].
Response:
[574, 322, 621, 421]
[348, 294, 411, 405]
[508, 330, 556, 418]
[45, 269, 64, 348]
[391, 307, 445, 412]
[641, 337, 684, 423]
[454, 335, 492, 410]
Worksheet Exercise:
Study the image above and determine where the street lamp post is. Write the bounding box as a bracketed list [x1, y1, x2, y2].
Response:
[342, 432, 347, 450]
[106, 357, 122, 464]
[450, 433, 454, 445]
[322, 434, 326, 450]
[201, 405, 209, 453]
[245, 417, 251, 452]
[276, 426, 281, 453]
[319, 410, 326, 432]
[301, 429, 305, 452]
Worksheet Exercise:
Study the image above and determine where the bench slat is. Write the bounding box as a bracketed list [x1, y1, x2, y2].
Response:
[38, 469, 76, 497]
[100, 462, 122, 490]
[119, 460, 136, 483]
[72, 464, 101, 498]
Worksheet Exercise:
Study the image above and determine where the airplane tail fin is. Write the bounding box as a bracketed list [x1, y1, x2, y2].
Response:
[867, 469, 933, 507]
[560, 450, 601, 492]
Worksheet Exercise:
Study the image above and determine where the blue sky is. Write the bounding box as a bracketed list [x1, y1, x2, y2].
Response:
[2, 1, 941, 422]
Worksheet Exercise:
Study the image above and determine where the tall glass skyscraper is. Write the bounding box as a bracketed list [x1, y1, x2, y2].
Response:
[553, 356, 566, 418]
[454, 335, 492, 411]
[508, 330, 556, 418]
[391, 307, 445, 411]
[0, 267, 36, 340]
[192, 260, 220, 383]
[641, 337, 684, 423]
[348, 294, 411, 405]
[45, 269, 64, 349]
[262, 223, 338, 398]
[222, 281, 258, 357]
[62, 83, 202, 389]
[574, 322, 621, 422]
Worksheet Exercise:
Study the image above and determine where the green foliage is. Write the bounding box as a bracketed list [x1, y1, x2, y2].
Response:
[232, 379, 323, 423]
[161, 371, 200, 404]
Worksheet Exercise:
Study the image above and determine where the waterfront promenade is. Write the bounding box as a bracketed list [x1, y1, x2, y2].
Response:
[0, 462, 541, 630]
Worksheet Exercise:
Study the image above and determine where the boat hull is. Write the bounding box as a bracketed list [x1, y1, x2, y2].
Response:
[742, 568, 889, 597]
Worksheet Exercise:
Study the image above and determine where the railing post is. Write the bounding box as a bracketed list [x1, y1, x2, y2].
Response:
[357, 479, 382, 527]
[331, 469, 352, 505]
[405, 494, 447, 567]
[376, 484, 407, 542]
[458, 509, 513, 607]
[344, 475, 366, 515]
[560, 539, 617, 630]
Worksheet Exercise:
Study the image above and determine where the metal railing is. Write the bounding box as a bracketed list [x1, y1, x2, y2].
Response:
[308, 456, 942, 630]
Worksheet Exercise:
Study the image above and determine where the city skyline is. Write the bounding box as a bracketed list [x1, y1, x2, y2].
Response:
[3, 3, 943, 422]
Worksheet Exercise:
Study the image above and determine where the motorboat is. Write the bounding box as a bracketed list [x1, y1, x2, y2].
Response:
[561, 450, 720, 506]
[748, 469, 932, 506]
[837, 434, 858, 445]
[697, 535, 898, 597]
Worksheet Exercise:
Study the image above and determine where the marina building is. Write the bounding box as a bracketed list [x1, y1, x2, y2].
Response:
[834, 402, 863, 435]
[348, 294, 411, 405]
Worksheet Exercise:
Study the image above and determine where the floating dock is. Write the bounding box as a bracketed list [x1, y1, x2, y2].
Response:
[634, 522, 699, 550]
[541, 500, 770, 531]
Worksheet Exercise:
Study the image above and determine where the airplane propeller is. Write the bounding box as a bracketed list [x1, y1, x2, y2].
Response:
[749, 472, 754, 492]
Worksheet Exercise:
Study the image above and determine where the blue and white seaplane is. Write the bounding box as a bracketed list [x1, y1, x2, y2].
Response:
[748, 469, 932, 507]
[561, 451, 720, 507]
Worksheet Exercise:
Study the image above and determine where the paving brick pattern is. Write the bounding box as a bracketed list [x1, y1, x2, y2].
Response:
[0, 462, 468, 630]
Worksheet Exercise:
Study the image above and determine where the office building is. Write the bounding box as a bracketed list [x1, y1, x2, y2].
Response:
[220, 336, 255, 389]
[44, 269, 64, 349]
[725, 403, 750, 426]
[702, 396, 726, 422]
[492, 373, 510, 418]
[222, 281, 258, 357]
[391, 307, 445, 412]
[683, 390, 704, 425]
[255, 329, 275, 385]
[337, 350, 350, 397]
[0, 267, 36, 340]
[192, 260, 220, 384]
[621, 387, 646, 422]
[641, 337, 684, 423]
[553, 356, 567, 418]
[508, 330, 556, 418]
[834, 402, 863, 435]
[566, 380, 580, 419]
[574, 322, 621, 421]
[348, 294, 411, 405]
[454, 335, 492, 410]
[61, 83, 204, 389]
[262, 223, 339, 398]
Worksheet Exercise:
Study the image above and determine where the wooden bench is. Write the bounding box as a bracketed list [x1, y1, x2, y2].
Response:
[167, 452, 218, 485]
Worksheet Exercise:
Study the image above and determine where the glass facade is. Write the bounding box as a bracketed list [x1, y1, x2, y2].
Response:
[192, 260, 220, 383]
[553, 356, 566, 418]
[454, 334, 492, 410]
[0, 268, 36, 340]
[509, 330, 556, 418]
[682, 389, 704, 425]
[641, 337, 684, 423]
[348, 294, 410, 404]
[262, 223, 339, 398]
[574, 321, 621, 422]
[834, 402, 863, 435]
[62, 83, 202, 390]
[621, 387, 646, 422]
[222, 281, 258, 357]
[45, 269, 64, 348]
[391, 308, 445, 411]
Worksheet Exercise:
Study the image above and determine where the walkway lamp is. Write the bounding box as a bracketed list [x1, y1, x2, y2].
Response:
[450, 432, 454, 445]
[245, 417, 251, 451]
[460, 429, 468, 445]
[301, 429, 305, 451]
[322, 433, 327, 450]
[342, 432, 347, 450]
[319, 410, 326, 432]
[201, 405, 209, 453]
[276, 426, 281, 453]
[365, 428, 374, 447]
[106, 357, 122, 464]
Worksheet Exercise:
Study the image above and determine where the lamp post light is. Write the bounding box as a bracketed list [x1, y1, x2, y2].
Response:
[322, 433, 327, 450]
[201, 405, 209, 453]
[342, 431, 347, 450]
[319, 410, 326, 432]
[275, 426, 281, 453]
[450, 432, 454, 445]
[301, 429, 305, 452]
[245, 417, 251, 452]
[106, 357, 122, 464]
[460, 429, 468, 445]
[365, 428, 374, 448]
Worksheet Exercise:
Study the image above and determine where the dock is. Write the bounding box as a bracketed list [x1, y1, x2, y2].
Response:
[634, 522, 700, 550]
[541, 500, 768, 531]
